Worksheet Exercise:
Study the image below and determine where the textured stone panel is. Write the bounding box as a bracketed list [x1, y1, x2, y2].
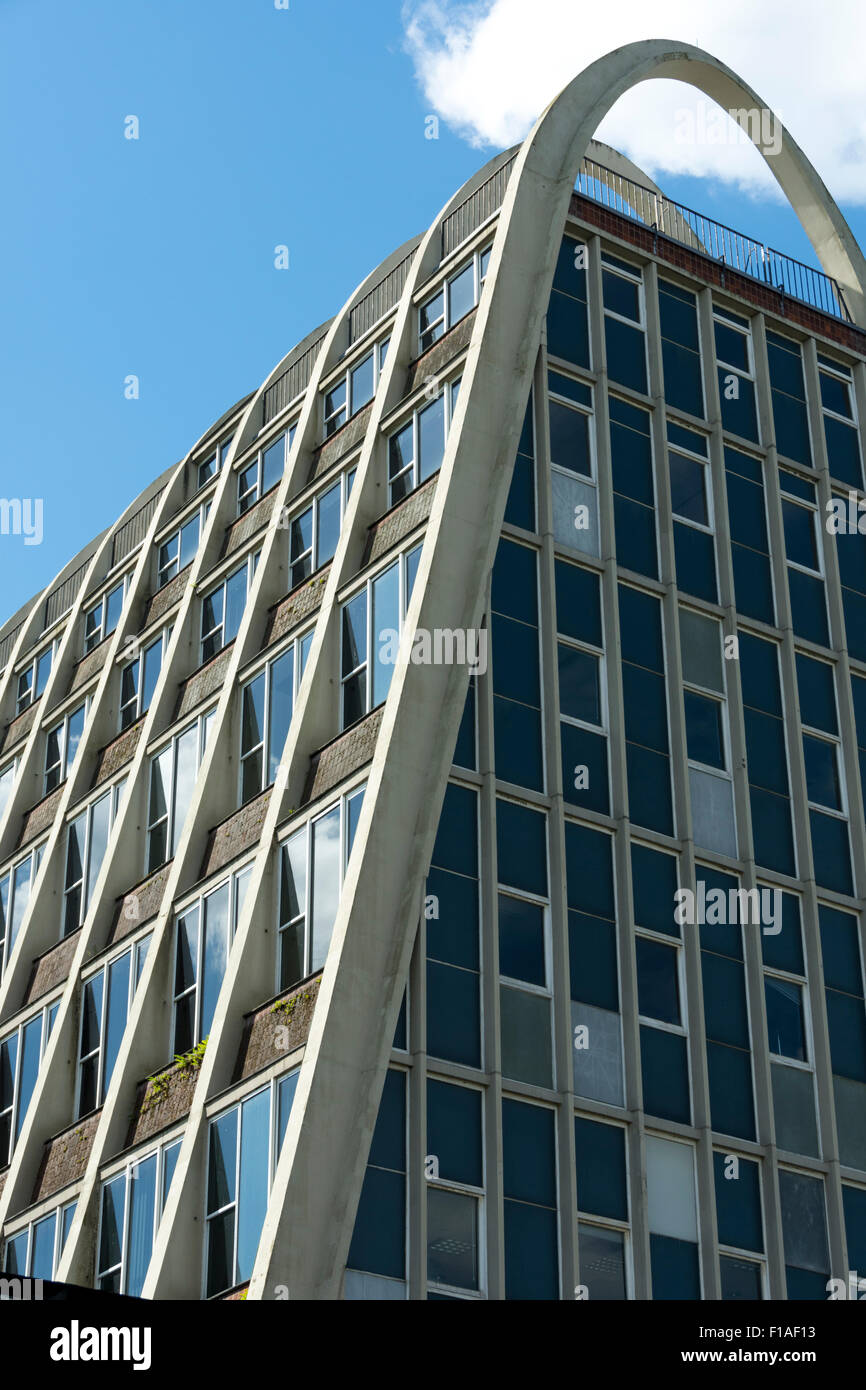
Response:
[199, 788, 271, 880]
[301, 708, 382, 807]
[32, 1110, 102, 1204]
[262, 567, 330, 649]
[233, 975, 321, 1082]
[23, 929, 82, 1006]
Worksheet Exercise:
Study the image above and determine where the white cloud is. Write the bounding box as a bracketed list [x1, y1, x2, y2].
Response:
[402, 0, 866, 203]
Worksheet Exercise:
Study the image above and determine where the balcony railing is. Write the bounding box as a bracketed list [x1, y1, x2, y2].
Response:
[576, 157, 852, 324]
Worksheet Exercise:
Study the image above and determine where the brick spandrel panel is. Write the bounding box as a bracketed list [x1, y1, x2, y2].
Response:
[65, 642, 110, 701]
[175, 645, 234, 723]
[301, 707, 382, 807]
[125, 1059, 200, 1149]
[363, 474, 436, 568]
[32, 1110, 102, 1205]
[221, 489, 277, 562]
[234, 975, 321, 1082]
[141, 565, 191, 630]
[263, 566, 330, 649]
[91, 718, 145, 789]
[220, 1284, 251, 1301]
[571, 194, 866, 354]
[404, 308, 477, 396]
[24, 928, 82, 1007]
[310, 401, 373, 481]
[110, 865, 172, 946]
[199, 788, 272, 881]
[1, 698, 40, 756]
[18, 785, 64, 850]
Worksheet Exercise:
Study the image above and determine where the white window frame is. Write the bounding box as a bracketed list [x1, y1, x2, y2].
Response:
[323, 337, 390, 438]
[780, 476, 826, 581]
[238, 628, 314, 803]
[119, 629, 170, 732]
[601, 249, 646, 330]
[197, 433, 235, 491]
[75, 938, 147, 1118]
[171, 863, 254, 1055]
[2, 1197, 77, 1279]
[418, 244, 491, 354]
[145, 707, 215, 873]
[200, 552, 259, 664]
[575, 1113, 633, 1301]
[15, 641, 56, 715]
[0, 1000, 57, 1166]
[425, 1075, 487, 1300]
[44, 698, 89, 794]
[276, 785, 365, 992]
[83, 576, 129, 655]
[339, 546, 421, 729]
[286, 469, 354, 589]
[668, 431, 715, 538]
[818, 355, 862, 485]
[157, 504, 209, 589]
[387, 379, 461, 507]
[62, 779, 127, 937]
[95, 1135, 182, 1294]
[0, 758, 18, 821]
[236, 425, 294, 515]
[0, 842, 46, 981]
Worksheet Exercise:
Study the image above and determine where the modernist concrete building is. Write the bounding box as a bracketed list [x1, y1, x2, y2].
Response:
[2, 40, 866, 1301]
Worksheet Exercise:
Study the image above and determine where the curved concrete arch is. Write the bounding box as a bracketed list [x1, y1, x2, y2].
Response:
[531, 39, 866, 324]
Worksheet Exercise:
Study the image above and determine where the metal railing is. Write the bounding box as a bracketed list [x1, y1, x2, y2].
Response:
[0, 622, 23, 675]
[441, 153, 518, 260]
[44, 559, 90, 631]
[350, 250, 416, 344]
[112, 488, 165, 567]
[576, 157, 852, 323]
[263, 332, 329, 426]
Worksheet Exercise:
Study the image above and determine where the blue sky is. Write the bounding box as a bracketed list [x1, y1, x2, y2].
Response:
[2, 0, 864, 617]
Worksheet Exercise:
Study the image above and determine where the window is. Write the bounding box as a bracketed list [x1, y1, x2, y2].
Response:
[548, 371, 598, 558]
[236, 427, 293, 515]
[200, 552, 259, 662]
[157, 506, 208, 589]
[819, 905, 866, 1168]
[714, 1152, 765, 1299]
[0, 844, 45, 982]
[680, 608, 736, 858]
[739, 633, 795, 876]
[797, 653, 851, 895]
[426, 1079, 484, 1296]
[97, 1138, 181, 1295]
[83, 579, 127, 654]
[197, 433, 234, 490]
[566, 820, 623, 1106]
[610, 397, 657, 579]
[16, 643, 55, 714]
[204, 1070, 299, 1297]
[62, 780, 127, 937]
[119, 630, 169, 731]
[781, 471, 829, 647]
[347, 1070, 408, 1296]
[387, 381, 461, 506]
[714, 305, 758, 443]
[239, 631, 313, 803]
[502, 1098, 559, 1299]
[492, 539, 544, 792]
[0, 1001, 58, 1166]
[77, 939, 149, 1117]
[426, 784, 481, 1069]
[277, 786, 365, 990]
[779, 1169, 830, 1298]
[286, 471, 353, 589]
[646, 1136, 701, 1298]
[339, 545, 421, 728]
[725, 446, 775, 625]
[618, 585, 673, 834]
[2, 1199, 77, 1279]
[419, 244, 490, 352]
[0, 760, 16, 821]
[575, 1117, 630, 1299]
[762, 896, 819, 1158]
[44, 701, 87, 793]
[767, 331, 812, 467]
[555, 558, 607, 815]
[173, 866, 253, 1053]
[499, 879, 553, 1088]
[659, 279, 704, 418]
[602, 252, 647, 395]
[699, 866, 755, 1140]
[668, 422, 717, 603]
[818, 353, 862, 488]
[547, 235, 589, 369]
[637, 919, 691, 1124]
[324, 338, 389, 436]
[146, 708, 215, 872]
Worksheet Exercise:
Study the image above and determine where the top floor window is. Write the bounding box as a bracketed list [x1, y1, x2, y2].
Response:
[818, 354, 863, 490]
[83, 579, 127, 655]
[766, 331, 812, 468]
[419, 244, 491, 354]
[713, 305, 759, 444]
[324, 339, 389, 437]
[197, 434, 234, 491]
[16, 643, 55, 715]
[157, 504, 209, 589]
[237, 427, 294, 516]
[602, 252, 647, 396]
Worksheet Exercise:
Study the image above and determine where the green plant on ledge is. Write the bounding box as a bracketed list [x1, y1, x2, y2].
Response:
[270, 990, 313, 1022]
[143, 1038, 208, 1112]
